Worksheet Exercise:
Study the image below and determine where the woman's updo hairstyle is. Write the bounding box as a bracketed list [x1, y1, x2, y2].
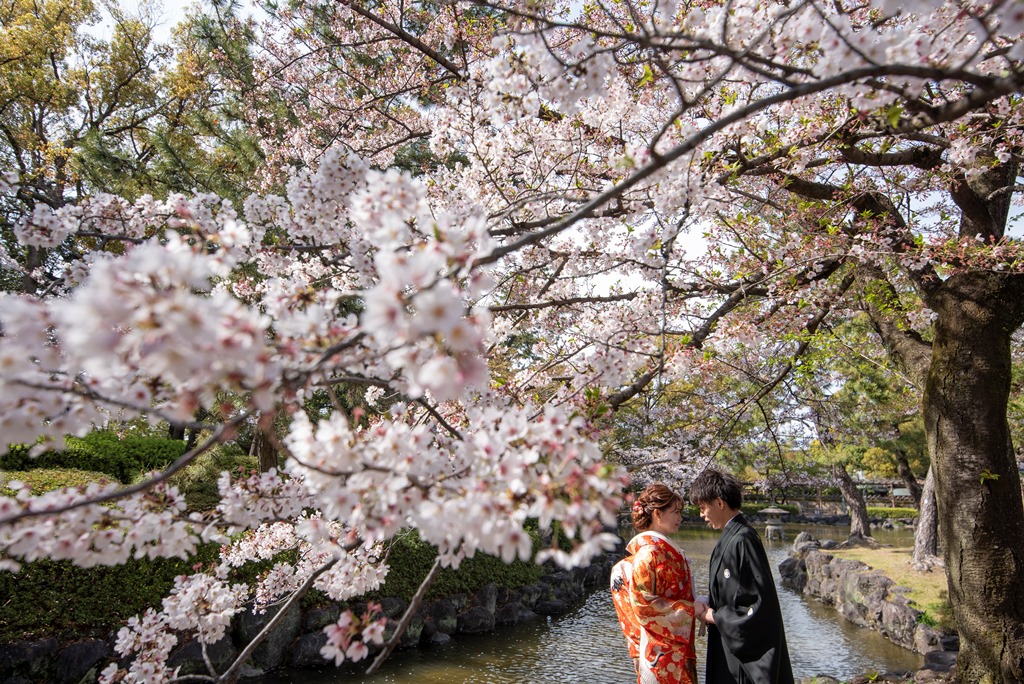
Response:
[631, 483, 683, 531]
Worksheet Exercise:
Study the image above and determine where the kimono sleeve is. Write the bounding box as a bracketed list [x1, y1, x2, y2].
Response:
[629, 546, 696, 644]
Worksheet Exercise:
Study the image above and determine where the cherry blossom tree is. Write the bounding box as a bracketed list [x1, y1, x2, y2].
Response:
[2, 0, 1024, 681]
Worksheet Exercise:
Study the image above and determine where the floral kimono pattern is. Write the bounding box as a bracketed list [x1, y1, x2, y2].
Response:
[610, 556, 641, 661]
[625, 531, 698, 684]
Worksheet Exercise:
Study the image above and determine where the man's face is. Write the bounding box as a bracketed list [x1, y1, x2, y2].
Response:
[697, 497, 731, 530]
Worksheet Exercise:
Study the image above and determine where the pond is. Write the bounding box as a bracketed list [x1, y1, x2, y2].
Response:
[257, 524, 923, 683]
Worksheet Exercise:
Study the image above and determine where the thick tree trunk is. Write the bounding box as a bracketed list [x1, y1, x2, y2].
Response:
[250, 412, 279, 473]
[912, 466, 939, 571]
[896, 452, 923, 508]
[833, 463, 872, 540]
[924, 272, 1024, 684]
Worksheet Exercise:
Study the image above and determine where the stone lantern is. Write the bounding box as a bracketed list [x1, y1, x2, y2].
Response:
[759, 506, 789, 541]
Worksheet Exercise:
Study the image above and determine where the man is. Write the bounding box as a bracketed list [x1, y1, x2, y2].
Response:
[690, 469, 794, 684]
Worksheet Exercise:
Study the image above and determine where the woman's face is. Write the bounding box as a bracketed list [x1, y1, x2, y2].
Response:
[650, 501, 682, 534]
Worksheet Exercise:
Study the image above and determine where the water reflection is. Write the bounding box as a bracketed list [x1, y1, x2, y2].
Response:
[257, 524, 922, 683]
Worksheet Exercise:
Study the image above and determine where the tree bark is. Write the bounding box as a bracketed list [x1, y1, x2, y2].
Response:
[912, 465, 939, 571]
[924, 272, 1024, 684]
[833, 462, 872, 540]
[250, 412, 279, 473]
[896, 451, 923, 508]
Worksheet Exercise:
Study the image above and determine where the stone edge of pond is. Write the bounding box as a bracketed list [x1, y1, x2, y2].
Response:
[780, 532, 958, 684]
[0, 550, 618, 682]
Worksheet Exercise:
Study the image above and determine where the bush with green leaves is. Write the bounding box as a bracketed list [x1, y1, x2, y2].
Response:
[165, 443, 258, 511]
[0, 468, 114, 496]
[1, 432, 187, 483]
[867, 506, 918, 519]
[361, 528, 547, 604]
[0, 545, 222, 642]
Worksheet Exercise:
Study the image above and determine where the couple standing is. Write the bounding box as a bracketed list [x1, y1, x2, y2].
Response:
[610, 470, 795, 684]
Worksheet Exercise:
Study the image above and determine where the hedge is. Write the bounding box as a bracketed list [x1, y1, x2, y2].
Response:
[0, 546, 222, 642]
[0, 468, 114, 497]
[867, 506, 918, 519]
[0, 527, 552, 641]
[1, 432, 186, 483]
[682, 502, 800, 518]
[363, 528, 547, 604]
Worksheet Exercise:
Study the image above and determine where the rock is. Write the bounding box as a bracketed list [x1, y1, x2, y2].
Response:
[0, 638, 59, 679]
[820, 539, 839, 550]
[233, 602, 302, 671]
[914, 669, 955, 683]
[457, 606, 495, 634]
[798, 676, 840, 684]
[471, 584, 498, 614]
[55, 639, 108, 684]
[166, 636, 238, 677]
[426, 598, 458, 635]
[922, 650, 957, 672]
[301, 604, 341, 632]
[938, 634, 959, 651]
[778, 556, 807, 592]
[380, 597, 408, 619]
[289, 632, 328, 668]
[427, 632, 451, 646]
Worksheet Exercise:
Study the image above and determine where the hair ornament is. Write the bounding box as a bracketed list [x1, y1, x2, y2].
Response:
[632, 500, 644, 512]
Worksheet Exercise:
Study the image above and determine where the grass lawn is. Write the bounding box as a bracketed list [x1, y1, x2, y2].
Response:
[830, 546, 951, 625]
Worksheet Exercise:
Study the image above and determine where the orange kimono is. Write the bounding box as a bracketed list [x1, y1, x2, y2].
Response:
[616, 531, 698, 684]
[611, 556, 641, 661]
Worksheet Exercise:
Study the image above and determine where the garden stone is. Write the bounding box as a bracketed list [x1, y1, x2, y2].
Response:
[922, 650, 957, 672]
[55, 639, 108, 684]
[301, 605, 340, 632]
[233, 602, 302, 671]
[0, 638, 59, 679]
[457, 606, 495, 634]
[778, 556, 806, 592]
[289, 632, 328, 668]
[471, 583, 497, 614]
[167, 636, 238, 676]
[380, 597, 407, 619]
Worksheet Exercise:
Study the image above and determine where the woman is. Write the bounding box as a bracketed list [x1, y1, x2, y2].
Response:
[610, 483, 700, 684]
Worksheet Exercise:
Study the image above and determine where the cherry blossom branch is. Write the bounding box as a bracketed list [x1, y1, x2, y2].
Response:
[478, 66, 1023, 267]
[489, 292, 639, 312]
[336, 0, 465, 79]
[365, 556, 442, 675]
[216, 556, 342, 683]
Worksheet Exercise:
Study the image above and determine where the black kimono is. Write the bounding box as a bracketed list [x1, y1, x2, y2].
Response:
[706, 514, 794, 684]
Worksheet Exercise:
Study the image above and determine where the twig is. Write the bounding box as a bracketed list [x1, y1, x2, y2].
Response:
[218, 557, 340, 683]
[366, 556, 442, 675]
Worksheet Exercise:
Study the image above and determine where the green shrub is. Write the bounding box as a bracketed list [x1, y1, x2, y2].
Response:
[683, 503, 799, 518]
[0, 468, 114, 496]
[741, 502, 799, 516]
[368, 529, 546, 604]
[0, 544, 221, 642]
[1, 432, 187, 483]
[867, 506, 918, 519]
[165, 443, 257, 511]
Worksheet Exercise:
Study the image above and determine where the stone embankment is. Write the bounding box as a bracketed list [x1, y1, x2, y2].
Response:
[0, 555, 614, 682]
[780, 532, 958, 684]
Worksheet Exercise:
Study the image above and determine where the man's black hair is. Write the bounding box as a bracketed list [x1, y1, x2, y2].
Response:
[688, 468, 743, 510]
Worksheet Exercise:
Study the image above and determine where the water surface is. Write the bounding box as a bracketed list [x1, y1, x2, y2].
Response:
[258, 524, 923, 683]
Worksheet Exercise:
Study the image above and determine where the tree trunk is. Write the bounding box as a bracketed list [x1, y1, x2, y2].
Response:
[896, 451, 923, 508]
[924, 272, 1024, 684]
[250, 412, 279, 473]
[833, 463, 872, 540]
[912, 465, 939, 571]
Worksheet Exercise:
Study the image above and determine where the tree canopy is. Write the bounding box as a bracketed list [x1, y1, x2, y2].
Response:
[1, 0, 1023, 681]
